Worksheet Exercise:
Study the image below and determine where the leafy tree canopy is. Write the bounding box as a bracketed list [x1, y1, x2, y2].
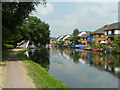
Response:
[18, 16, 50, 46]
[112, 35, 120, 52]
[73, 28, 79, 36]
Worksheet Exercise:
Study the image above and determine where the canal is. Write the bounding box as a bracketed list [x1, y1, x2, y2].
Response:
[26, 47, 120, 88]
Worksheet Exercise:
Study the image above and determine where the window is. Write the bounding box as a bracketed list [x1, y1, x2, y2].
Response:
[114, 30, 120, 34]
[99, 35, 101, 37]
[114, 30, 118, 34]
[105, 31, 107, 35]
[108, 31, 112, 35]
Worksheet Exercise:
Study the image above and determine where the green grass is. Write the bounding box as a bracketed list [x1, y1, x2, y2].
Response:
[3, 44, 14, 49]
[17, 49, 69, 89]
[2, 43, 14, 62]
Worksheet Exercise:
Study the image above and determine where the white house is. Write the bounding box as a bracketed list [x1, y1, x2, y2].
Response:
[57, 35, 64, 41]
[77, 31, 91, 37]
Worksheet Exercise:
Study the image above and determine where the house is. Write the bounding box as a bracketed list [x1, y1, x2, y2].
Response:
[92, 27, 105, 44]
[104, 22, 120, 43]
[78, 31, 91, 45]
[50, 37, 57, 45]
[77, 31, 91, 37]
[64, 35, 73, 45]
[57, 35, 64, 41]
[57, 34, 73, 45]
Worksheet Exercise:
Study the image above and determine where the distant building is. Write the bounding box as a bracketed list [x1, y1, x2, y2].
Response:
[57, 35, 64, 41]
[92, 27, 105, 44]
[57, 34, 73, 45]
[77, 31, 91, 37]
[64, 35, 73, 45]
[50, 37, 57, 45]
[104, 22, 120, 43]
[78, 31, 91, 45]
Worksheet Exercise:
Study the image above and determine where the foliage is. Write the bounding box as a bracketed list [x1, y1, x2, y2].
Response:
[17, 49, 69, 88]
[59, 40, 65, 45]
[2, 1, 49, 48]
[112, 35, 120, 52]
[73, 28, 79, 36]
[70, 36, 80, 45]
[70, 50, 79, 63]
[2, 2, 39, 46]
[18, 16, 50, 46]
[28, 48, 50, 71]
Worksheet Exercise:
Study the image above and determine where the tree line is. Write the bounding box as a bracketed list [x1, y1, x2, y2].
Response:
[2, 1, 50, 48]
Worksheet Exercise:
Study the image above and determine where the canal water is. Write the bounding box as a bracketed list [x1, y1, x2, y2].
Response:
[27, 47, 120, 88]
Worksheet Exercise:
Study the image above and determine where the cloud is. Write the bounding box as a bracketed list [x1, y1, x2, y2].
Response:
[32, 2, 118, 37]
[35, 3, 54, 15]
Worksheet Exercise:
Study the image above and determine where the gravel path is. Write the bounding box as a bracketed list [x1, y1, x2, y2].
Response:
[4, 50, 35, 88]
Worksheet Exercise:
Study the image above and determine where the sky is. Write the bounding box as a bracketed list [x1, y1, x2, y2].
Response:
[31, 1, 118, 37]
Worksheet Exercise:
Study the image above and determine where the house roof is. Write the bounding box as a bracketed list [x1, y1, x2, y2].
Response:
[93, 22, 120, 34]
[80, 31, 91, 38]
[104, 22, 120, 31]
[57, 35, 64, 41]
[77, 31, 91, 36]
[57, 35, 63, 39]
[65, 35, 73, 40]
[60, 35, 68, 40]
[51, 37, 57, 41]
[92, 27, 105, 34]
[80, 34, 88, 38]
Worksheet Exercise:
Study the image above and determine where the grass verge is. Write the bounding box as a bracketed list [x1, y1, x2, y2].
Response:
[17, 49, 69, 88]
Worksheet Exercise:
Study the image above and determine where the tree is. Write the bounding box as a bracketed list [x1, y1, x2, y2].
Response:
[2, 2, 39, 46]
[73, 28, 79, 36]
[112, 35, 120, 52]
[18, 16, 50, 46]
[70, 36, 80, 45]
[59, 40, 65, 45]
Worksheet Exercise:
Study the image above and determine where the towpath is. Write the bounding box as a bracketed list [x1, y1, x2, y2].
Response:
[4, 44, 35, 88]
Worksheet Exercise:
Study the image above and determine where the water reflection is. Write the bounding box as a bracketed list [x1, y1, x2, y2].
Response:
[27, 48, 50, 71]
[27, 47, 120, 88]
[50, 47, 120, 78]
[28, 47, 120, 77]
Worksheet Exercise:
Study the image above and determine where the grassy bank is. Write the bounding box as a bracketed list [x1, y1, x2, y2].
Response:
[2, 44, 14, 62]
[17, 49, 69, 88]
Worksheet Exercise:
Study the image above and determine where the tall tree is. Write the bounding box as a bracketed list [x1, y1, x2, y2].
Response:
[70, 28, 80, 45]
[73, 28, 79, 36]
[2, 2, 39, 46]
[18, 16, 50, 46]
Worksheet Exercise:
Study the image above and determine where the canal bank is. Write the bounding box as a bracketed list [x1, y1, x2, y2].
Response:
[17, 49, 69, 88]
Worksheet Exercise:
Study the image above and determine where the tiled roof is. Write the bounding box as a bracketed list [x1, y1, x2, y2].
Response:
[80, 34, 88, 38]
[104, 22, 120, 31]
[80, 31, 91, 38]
[65, 35, 73, 40]
[93, 22, 120, 34]
[77, 31, 91, 35]
[93, 27, 105, 34]
[51, 37, 57, 41]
